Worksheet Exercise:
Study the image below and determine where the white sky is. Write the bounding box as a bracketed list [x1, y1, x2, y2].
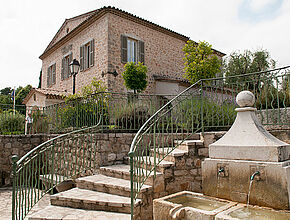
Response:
[0, 0, 289, 89]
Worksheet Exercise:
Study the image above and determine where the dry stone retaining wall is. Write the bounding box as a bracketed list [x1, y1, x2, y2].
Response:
[0, 134, 57, 186]
[1, 130, 289, 187]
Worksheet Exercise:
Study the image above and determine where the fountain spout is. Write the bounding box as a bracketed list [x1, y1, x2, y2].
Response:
[218, 167, 225, 175]
[250, 171, 260, 181]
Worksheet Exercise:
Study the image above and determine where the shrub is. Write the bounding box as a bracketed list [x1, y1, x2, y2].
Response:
[176, 97, 236, 132]
[0, 110, 25, 134]
[112, 101, 153, 131]
[57, 98, 109, 130]
[32, 109, 49, 134]
[256, 85, 290, 109]
[122, 62, 148, 94]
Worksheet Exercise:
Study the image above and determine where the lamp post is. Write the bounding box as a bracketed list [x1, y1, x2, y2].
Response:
[69, 59, 80, 94]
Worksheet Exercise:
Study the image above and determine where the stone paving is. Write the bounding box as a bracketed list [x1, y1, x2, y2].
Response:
[0, 187, 130, 220]
[0, 187, 50, 220]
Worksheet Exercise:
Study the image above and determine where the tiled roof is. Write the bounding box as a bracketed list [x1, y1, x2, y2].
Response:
[40, 6, 225, 59]
[23, 88, 69, 104]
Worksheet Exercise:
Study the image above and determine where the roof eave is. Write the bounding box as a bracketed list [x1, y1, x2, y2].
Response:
[39, 7, 191, 60]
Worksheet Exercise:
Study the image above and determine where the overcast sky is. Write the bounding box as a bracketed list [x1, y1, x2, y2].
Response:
[0, 0, 289, 89]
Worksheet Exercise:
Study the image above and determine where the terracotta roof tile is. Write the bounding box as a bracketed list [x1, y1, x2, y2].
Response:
[23, 88, 69, 104]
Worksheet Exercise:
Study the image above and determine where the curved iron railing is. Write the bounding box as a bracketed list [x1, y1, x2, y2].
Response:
[43, 92, 172, 133]
[129, 66, 290, 219]
[11, 120, 101, 220]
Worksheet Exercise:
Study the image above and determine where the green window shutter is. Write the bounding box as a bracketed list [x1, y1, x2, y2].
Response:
[47, 67, 50, 87]
[121, 35, 128, 63]
[69, 53, 73, 77]
[138, 40, 145, 64]
[84, 45, 88, 70]
[80, 46, 84, 71]
[52, 64, 56, 84]
[61, 58, 65, 80]
[89, 39, 94, 67]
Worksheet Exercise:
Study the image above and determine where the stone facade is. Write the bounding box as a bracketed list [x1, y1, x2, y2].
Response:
[39, 7, 224, 96]
[41, 15, 109, 94]
[0, 134, 57, 186]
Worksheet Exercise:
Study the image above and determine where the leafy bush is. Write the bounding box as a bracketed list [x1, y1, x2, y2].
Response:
[32, 109, 49, 133]
[0, 110, 25, 134]
[256, 85, 290, 109]
[176, 98, 237, 132]
[57, 98, 109, 130]
[122, 62, 148, 94]
[112, 101, 153, 131]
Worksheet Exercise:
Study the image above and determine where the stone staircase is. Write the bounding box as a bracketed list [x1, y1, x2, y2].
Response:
[27, 134, 206, 220]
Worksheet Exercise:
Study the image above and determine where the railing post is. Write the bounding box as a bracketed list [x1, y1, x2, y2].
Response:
[12, 155, 18, 220]
[153, 124, 156, 178]
[200, 81, 204, 134]
[128, 151, 134, 220]
[50, 140, 55, 195]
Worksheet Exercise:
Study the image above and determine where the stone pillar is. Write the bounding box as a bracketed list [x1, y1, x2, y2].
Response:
[202, 91, 290, 210]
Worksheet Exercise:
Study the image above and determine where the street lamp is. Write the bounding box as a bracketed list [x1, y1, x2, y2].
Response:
[69, 59, 80, 94]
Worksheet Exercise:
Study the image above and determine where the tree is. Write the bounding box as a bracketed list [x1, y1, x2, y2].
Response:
[183, 40, 221, 84]
[15, 85, 32, 105]
[0, 87, 12, 96]
[223, 49, 276, 88]
[122, 62, 148, 94]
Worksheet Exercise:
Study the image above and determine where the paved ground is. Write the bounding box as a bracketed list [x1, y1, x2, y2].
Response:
[0, 187, 50, 220]
[0, 187, 130, 220]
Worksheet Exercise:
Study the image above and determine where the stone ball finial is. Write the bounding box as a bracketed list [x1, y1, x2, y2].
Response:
[236, 91, 255, 107]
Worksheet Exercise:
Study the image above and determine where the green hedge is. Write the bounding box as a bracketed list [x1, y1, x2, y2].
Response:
[176, 97, 237, 132]
[0, 110, 25, 134]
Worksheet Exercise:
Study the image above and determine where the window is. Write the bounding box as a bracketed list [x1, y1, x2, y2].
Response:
[80, 39, 94, 71]
[47, 63, 56, 87]
[127, 38, 137, 63]
[121, 35, 144, 64]
[61, 53, 72, 80]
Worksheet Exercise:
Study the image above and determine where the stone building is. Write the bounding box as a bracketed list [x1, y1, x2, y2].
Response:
[25, 6, 225, 106]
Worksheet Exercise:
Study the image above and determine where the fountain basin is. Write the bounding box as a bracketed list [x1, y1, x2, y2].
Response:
[216, 204, 290, 220]
[153, 191, 236, 220]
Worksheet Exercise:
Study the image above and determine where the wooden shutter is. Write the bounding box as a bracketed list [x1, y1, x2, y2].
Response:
[121, 35, 128, 63]
[61, 58, 65, 80]
[138, 40, 145, 64]
[68, 53, 72, 77]
[89, 40, 94, 67]
[52, 64, 56, 85]
[80, 46, 84, 71]
[47, 67, 50, 87]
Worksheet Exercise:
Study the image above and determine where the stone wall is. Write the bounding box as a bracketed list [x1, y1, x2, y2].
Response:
[1, 129, 288, 187]
[257, 107, 290, 130]
[0, 134, 57, 186]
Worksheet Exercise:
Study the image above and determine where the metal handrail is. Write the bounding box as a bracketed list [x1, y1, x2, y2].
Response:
[12, 119, 102, 220]
[129, 66, 290, 219]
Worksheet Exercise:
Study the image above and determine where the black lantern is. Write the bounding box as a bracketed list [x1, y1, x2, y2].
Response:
[69, 59, 80, 94]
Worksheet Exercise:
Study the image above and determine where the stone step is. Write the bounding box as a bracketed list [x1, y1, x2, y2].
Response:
[99, 164, 162, 185]
[27, 205, 131, 220]
[124, 156, 174, 171]
[150, 147, 188, 162]
[133, 156, 174, 173]
[175, 139, 204, 151]
[76, 174, 152, 198]
[50, 187, 141, 214]
[39, 174, 65, 185]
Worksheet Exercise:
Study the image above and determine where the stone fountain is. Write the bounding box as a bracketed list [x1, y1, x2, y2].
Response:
[202, 90, 290, 210]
